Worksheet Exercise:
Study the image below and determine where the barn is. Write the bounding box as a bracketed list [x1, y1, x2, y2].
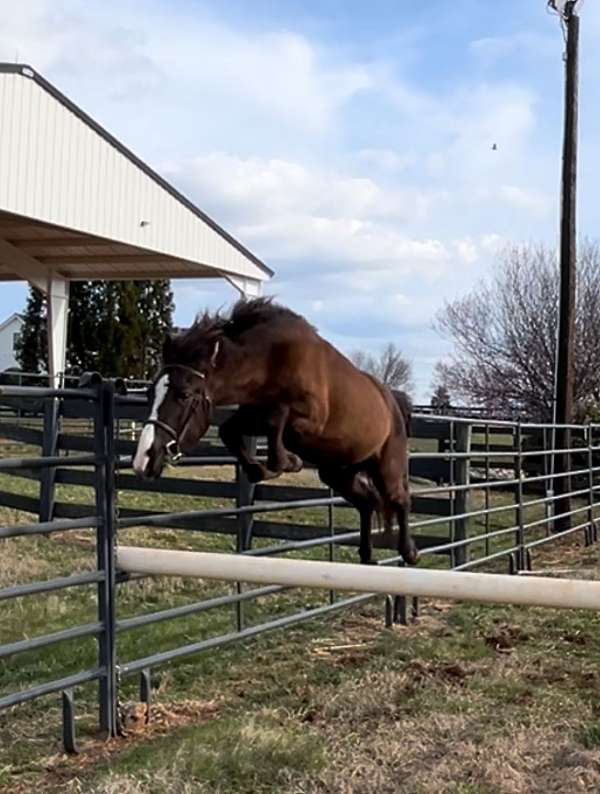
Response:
[0, 63, 272, 379]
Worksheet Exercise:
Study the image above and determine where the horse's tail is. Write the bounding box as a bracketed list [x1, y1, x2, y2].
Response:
[391, 389, 412, 437]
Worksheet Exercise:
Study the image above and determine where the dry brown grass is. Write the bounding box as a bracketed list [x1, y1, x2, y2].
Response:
[288, 663, 600, 794]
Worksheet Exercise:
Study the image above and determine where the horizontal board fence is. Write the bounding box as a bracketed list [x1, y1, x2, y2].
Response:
[0, 378, 599, 751]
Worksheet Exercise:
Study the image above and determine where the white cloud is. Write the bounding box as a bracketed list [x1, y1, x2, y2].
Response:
[497, 185, 552, 217]
[357, 148, 415, 172]
[166, 152, 453, 277]
[454, 238, 478, 265]
[469, 32, 556, 65]
[0, 1, 371, 133]
[169, 153, 440, 224]
[480, 233, 505, 254]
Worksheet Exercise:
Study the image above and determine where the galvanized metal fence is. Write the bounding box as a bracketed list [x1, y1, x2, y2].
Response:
[0, 379, 598, 750]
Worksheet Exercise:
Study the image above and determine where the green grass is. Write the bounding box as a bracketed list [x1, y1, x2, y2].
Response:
[2, 427, 600, 793]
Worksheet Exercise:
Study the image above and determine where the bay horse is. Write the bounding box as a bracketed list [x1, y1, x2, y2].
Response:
[132, 298, 418, 566]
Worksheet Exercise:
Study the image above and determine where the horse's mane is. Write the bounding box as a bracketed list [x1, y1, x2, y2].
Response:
[172, 297, 311, 353]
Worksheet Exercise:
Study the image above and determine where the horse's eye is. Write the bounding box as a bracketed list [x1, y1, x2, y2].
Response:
[174, 389, 191, 401]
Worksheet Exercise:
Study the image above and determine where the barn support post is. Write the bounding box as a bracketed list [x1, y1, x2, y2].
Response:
[225, 275, 263, 298]
[39, 396, 59, 523]
[452, 423, 471, 567]
[46, 275, 69, 386]
[93, 377, 118, 738]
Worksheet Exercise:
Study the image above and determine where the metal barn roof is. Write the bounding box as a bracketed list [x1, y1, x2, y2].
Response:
[0, 63, 272, 376]
[0, 64, 271, 287]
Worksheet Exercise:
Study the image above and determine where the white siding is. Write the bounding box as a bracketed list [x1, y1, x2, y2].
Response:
[0, 69, 269, 283]
[0, 315, 23, 371]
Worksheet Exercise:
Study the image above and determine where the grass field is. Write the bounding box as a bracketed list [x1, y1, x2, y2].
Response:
[2, 429, 600, 793]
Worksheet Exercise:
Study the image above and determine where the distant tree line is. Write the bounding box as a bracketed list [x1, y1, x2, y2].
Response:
[16, 280, 173, 380]
[349, 343, 414, 394]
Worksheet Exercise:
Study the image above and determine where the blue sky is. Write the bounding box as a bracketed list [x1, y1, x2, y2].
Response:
[1, 0, 598, 400]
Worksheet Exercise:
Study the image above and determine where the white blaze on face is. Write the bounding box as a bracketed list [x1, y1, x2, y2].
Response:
[132, 374, 170, 476]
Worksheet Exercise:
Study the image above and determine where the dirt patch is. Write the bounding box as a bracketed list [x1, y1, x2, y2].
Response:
[5, 699, 220, 794]
[484, 622, 530, 653]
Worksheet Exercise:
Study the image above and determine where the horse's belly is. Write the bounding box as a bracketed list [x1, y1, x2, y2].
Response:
[284, 426, 382, 467]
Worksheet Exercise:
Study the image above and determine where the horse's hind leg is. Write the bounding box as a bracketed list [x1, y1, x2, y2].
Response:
[395, 497, 417, 565]
[318, 466, 378, 564]
[374, 439, 418, 566]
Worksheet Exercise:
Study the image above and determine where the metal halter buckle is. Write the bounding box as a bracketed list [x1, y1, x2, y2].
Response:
[165, 439, 183, 465]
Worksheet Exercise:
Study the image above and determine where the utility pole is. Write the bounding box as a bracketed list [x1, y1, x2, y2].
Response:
[552, 0, 580, 532]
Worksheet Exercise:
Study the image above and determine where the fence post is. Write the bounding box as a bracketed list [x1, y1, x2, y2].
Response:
[234, 435, 257, 631]
[515, 422, 526, 570]
[39, 397, 59, 522]
[544, 427, 555, 535]
[93, 378, 118, 737]
[237, 435, 256, 552]
[452, 423, 471, 567]
[587, 423, 597, 544]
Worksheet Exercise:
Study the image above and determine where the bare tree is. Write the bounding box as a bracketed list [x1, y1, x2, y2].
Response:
[434, 241, 600, 420]
[349, 343, 414, 393]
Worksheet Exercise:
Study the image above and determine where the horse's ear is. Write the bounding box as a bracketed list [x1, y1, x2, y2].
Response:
[210, 338, 221, 368]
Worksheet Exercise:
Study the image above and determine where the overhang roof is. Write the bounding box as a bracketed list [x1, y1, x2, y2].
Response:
[0, 64, 272, 286]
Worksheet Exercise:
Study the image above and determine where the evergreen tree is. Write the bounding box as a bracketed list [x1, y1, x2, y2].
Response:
[138, 280, 174, 375]
[16, 279, 173, 379]
[114, 281, 145, 378]
[15, 287, 47, 373]
[67, 281, 104, 373]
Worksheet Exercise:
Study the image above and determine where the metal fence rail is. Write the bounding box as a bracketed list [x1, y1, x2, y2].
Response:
[0, 380, 598, 751]
[0, 380, 118, 750]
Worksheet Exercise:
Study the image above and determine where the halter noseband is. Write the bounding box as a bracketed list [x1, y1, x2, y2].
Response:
[145, 364, 211, 464]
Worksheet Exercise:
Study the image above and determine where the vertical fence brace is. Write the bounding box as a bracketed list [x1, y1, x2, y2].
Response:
[328, 492, 336, 605]
[384, 595, 395, 628]
[587, 424, 596, 547]
[62, 689, 78, 754]
[235, 436, 257, 631]
[411, 596, 420, 620]
[140, 669, 152, 724]
[453, 423, 471, 567]
[39, 397, 60, 523]
[515, 423, 526, 571]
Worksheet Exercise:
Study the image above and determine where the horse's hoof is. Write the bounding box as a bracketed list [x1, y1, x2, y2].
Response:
[246, 463, 266, 483]
[402, 547, 420, 566]
[287, 454, 303, 473]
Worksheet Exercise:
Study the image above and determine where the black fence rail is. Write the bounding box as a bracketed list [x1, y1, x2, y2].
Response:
[0, 380, 599, 751]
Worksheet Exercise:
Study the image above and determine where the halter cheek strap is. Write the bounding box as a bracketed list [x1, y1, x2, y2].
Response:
[144, 364, 211, 464]
[162, 364, 207, 381]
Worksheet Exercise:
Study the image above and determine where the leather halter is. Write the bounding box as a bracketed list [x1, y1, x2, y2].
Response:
[144, 364, 211, 464]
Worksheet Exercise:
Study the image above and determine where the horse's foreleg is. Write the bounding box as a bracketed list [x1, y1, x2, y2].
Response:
[264, 405, 303, 475]
[219, 409, 272, 483]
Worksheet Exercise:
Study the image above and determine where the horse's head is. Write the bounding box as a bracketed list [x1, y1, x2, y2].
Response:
[132, 333, 221, 479]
